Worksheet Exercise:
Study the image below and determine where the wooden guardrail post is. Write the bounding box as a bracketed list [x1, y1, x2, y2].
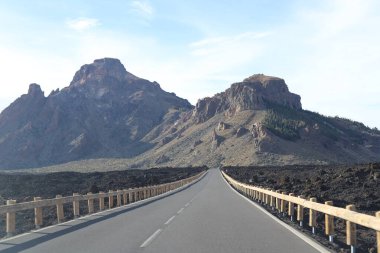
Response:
[376, 211, 380, 253]
[128, 190, 133, 203]
[288, 193, 295, 221]
[6, 200, 16, 237]
[108, 190, 114, 209]
[270, 191, 275, 210]
[73, 193, 80, 217]
[275, 190, 281, 212]
[123, 189, 127, 205]
[87, 193, 94, 214]
[346, 205, 357, 253]
[281, 192, 287, 216]
[324, 201, 334, 243]
[309, 197, 317, 234]
[56, 195, 64, 223]
[297, 195, 304, 227]
[99, 191, 105, 211]
[117, 190, 122, 207]
[34, 197, 43, 229]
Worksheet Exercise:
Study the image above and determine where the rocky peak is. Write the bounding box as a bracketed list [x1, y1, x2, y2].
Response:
[193, 74, 302, 123]
[70, 58, 138, 87]
[27, 83, 44, 98]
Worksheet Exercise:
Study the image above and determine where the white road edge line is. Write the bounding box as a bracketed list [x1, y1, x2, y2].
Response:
[140, 229, 162, 248]
[220, 171, 332, 253]
[177, 208, 184, 214]
[164, 215, 176, 225]
[0, 171, 208, 244]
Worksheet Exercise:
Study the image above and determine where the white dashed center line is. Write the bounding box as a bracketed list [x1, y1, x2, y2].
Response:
[140, 229, 162, 248]
[164, 216, 176, 225]
[140, 202, 191, 248]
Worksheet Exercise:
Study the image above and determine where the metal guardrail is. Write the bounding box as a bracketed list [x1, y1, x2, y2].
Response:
[222, 171, 380, 253]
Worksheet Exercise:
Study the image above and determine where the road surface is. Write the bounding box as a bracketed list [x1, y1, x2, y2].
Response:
[0, 169, 328, 253]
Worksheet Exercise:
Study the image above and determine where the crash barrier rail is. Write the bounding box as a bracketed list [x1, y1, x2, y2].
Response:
[0, 171, 206, 238]
[222, 171, 380, 253]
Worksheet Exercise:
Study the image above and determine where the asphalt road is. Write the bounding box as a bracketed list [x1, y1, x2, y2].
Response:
[0, 169, 327, 253]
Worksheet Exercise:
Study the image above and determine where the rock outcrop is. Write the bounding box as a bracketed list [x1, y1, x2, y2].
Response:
[193, 74, 301, 123]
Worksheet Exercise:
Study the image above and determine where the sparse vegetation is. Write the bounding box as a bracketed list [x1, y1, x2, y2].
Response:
[263, 102, 375, 144]
[263, 108, 305, 141]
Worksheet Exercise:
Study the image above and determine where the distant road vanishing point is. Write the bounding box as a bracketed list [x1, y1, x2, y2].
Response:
[0, 169, 328, 253]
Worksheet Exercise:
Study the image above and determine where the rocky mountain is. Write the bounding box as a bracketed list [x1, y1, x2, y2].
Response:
[0, 58, 192, 169]
[0, 59, 379, 171]
[128, 74, 380, 169]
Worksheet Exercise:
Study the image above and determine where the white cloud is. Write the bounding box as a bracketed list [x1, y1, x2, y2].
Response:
[130, 1, 154, 18]
[66, 17, 100, 31]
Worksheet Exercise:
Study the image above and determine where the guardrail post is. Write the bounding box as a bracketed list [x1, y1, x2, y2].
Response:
[346, 205, 357, 253]
[137, 189, 141, 201]
[123, 190, 127, 205]
[128, 190, 133, 203]
[297, 195, 304, 227]
[275, 190, 281, 212]
[281, 192, 287, 216]
[288, 193, 295, 221]
[6, 200, 16, 237]
[138, 189, 142, 200]
[376, 211, 380, 253]
[56, 195, 64, 223]
[324, 201, 334, 243]
[117, 190, 122, 207]
[99, 191, 105, 211]
[270, 190, 275, 210]
[109, 190, 114, 209]
[87, 193, 94, 214]
[266, 190, 270, 205]
[34, 197, 43, 229]
[309, 197, 317, 234]
[73, 193, 80, 217]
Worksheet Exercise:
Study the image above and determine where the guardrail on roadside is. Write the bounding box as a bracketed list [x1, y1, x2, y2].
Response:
[1, 171, 206, 238]
[222, 171, 380, 253]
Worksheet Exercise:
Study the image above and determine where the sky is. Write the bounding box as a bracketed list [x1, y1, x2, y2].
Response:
[0, 0, 379, 128]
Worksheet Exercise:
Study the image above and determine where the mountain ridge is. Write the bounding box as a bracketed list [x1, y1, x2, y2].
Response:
[0, 58, 379, 171]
